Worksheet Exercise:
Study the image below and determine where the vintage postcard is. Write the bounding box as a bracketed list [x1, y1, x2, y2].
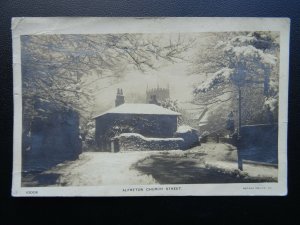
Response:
[12, 17, 290, 196]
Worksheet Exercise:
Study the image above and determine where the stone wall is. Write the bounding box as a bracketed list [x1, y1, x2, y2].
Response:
[113, 133, 184, 152]
[95, 113, 178, 151]
[238, 124, 278, 164]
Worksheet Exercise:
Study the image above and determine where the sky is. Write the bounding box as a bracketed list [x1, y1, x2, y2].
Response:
[92, 60, 204, 115]
[88, 33, 212, 115]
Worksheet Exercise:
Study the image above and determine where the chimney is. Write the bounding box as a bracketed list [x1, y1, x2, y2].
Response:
[115, 88, 125, 107]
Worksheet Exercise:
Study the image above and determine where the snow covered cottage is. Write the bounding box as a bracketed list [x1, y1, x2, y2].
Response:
[93, 103, 181, 151]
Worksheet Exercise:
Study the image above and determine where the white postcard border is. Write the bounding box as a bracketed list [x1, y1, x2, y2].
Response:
[12, 17, 290, 196]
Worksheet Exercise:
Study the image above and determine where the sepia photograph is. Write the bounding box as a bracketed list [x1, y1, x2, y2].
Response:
[12, 17, 289, 196]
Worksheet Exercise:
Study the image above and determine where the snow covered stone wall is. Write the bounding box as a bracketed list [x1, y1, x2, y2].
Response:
[115, 133, 184, 152]
[175, 125, 200, 149]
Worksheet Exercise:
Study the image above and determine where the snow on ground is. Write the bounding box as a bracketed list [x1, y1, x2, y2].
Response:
[30, 143, 277, 186]
[47, 151, 159, 186]
[192, 143, 277, 179]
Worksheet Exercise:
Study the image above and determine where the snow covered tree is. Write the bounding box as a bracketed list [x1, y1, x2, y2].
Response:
[22, 34, 193, 117]
[160, 99, 184, 124]
[160, 99, 180, 113]
[80, 118, 96, 150]
[192, 32, 279, 134]
[22, 34, 193, 137]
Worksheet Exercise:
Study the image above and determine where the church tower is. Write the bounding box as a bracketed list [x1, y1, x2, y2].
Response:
[115, 88, 125, 107]
[146, 84, 170, 104]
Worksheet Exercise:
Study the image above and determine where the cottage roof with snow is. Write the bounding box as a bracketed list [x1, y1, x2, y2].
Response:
[93, 103, 181, 119]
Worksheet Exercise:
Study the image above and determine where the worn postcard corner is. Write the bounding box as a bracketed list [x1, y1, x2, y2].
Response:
[12, 17, 289, 197]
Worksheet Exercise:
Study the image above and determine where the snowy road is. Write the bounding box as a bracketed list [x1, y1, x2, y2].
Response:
[24, 143, 278, 186]
[45, 151, 160, 186]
